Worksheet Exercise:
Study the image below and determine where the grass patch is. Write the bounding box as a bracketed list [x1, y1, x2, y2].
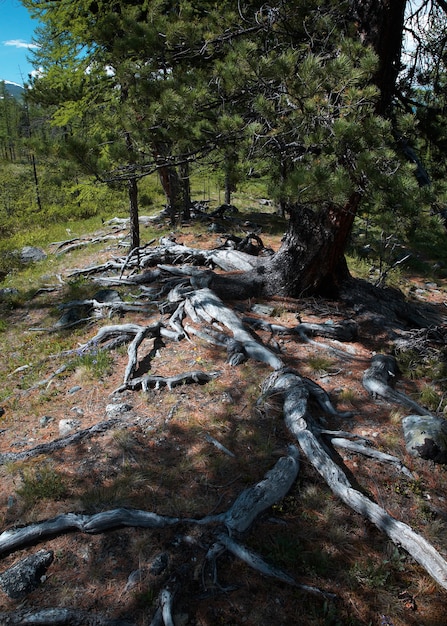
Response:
[10, 461, 68, 507]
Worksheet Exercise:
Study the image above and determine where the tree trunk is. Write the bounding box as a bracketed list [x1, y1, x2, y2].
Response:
[180, 161, 191, 221]
[260, 194, 361, 298]
[352, 0, 407, 115]
[208, 195, 361, 300]
[128, 177, 140, 251]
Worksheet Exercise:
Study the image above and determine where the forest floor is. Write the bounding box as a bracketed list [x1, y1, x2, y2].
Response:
[0, 210, 447, 626]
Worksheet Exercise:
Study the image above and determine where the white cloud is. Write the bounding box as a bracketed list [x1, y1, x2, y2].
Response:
[30, 67, 44, 79]
[3, 39, 39, 50]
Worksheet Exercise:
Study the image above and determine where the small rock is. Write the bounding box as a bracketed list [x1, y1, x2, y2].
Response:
[251, 303, 276, 316]
[71, 407, 84, 416]
[68, 385, 82, 394]
[106, 403, 133, 416]
[0, 288, 19, 298]
[93, 289, 122, 303]
[0, 550, 53, 599]
[20, 246, 46, 264]
[59, 419, 81, 437]
[55, 307, 85, 329]
[39, 415, 53, 427]
[402, 415, 447, 463]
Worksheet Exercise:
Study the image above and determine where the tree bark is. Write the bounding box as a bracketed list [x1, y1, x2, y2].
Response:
[352, 0, 407, 115]
[258, 195, 360, 298]
[128, 177, 140, 251]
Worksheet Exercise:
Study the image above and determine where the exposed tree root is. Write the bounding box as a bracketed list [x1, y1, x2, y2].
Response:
[362, 353, 434, 415]
[2, 232, 447, 624]
[263, 367, 447, 591]
[0, 608, 135, 626]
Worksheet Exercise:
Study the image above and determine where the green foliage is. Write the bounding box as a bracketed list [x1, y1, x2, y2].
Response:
[12, 461, 67, 506]
[70, 347, 114, 379]
[6, 0, 447, 272]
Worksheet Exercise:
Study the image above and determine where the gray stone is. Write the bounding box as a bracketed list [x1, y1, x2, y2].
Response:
[20, 246, 46, 264]
[59, 418, 81, 436]
[93, 289, 122, 303]
[54, 306, 85, 328]
[251, 303, 276, 316]
[68, 385, 82, 394]
[0, 550, 53, 599]
[39, 415, 53, 427]
[402, 415, 447, 463]
[106, 403, 133, 416]
[0, 288, 18, 298]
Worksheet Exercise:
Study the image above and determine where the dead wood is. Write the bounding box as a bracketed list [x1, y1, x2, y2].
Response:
[222, 445, 300, 533]
[0, 418, 123, 466]
[330, 437, 414, 478]
[216, 532, 297, 585]
[53, 234, 124, 255]
[187, 288, 283, 369]
[0, 510, 181, 557]
[0, 608, 135, 626]
[244, 316, 359, 359]
[118, 370, 221, 393]
[263, 367, 447, 591]
[362, 353, 434, 415]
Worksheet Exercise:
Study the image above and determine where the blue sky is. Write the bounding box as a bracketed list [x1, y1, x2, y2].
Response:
[0, 0, 41, 85]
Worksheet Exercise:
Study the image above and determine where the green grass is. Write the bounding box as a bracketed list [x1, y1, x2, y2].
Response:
[10, 460, 68, 507]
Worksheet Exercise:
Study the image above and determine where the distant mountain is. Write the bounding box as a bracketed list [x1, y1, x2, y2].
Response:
[0, 80, 25, 101]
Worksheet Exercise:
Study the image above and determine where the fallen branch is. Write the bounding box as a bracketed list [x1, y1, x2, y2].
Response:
[0, 608, 135, 626]
[0, 510, 181, 557]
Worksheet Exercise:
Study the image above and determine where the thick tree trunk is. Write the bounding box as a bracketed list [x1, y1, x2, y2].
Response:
[208, 195, 360, 300]
[260, 194, 360, 298]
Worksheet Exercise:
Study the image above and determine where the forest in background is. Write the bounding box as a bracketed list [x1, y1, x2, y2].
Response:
[0, 0, 446, 287]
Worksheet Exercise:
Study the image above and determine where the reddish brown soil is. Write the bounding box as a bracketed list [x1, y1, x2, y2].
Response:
[0, 223, 447, 626]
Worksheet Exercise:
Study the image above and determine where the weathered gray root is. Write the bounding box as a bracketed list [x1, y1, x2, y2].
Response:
[362, 354, 433, 416]
[0, 418, 122, 466]
[118, 370, 221, 393]
[223, 445, 300, 533]
[216, 533, 297, 585]
[330, 437, 414, 478]
[244, 316, 359, 359]
[187, 288, 283, 369]
[0, 510, 181, 557]
[264, 368, 447, 591]
[0, 608, 135, 626]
